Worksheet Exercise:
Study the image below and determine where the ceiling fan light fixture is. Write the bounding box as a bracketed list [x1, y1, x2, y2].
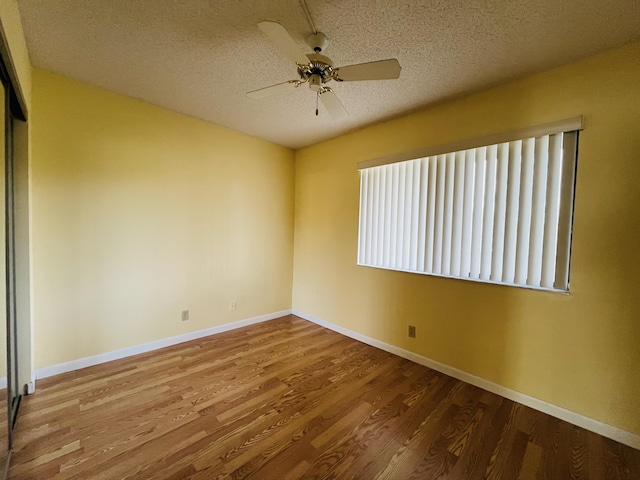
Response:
[308, 74, 323, 91]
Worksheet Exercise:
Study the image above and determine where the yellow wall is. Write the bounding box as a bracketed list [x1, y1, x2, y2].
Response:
[31, 68, 295, 368]
[293, 41, 640, 435]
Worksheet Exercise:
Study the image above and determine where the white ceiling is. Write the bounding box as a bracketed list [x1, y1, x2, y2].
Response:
[16, 0, 640, 149]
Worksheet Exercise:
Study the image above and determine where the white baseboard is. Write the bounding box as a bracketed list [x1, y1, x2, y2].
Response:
[0, 377, 6, 389]
[291, 309, 640, 450]
[35, 309, 292, 381]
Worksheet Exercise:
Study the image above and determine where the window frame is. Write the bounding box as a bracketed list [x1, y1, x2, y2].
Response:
[356, 117, 582, 293]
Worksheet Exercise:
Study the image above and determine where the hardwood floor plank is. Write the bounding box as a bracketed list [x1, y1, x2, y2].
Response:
[10, 440, 82, 477]
[441, 392, 507, 479]
[9, 315, 640, 479]
[485, 403, 525, 479]
[305, 398, 411, 480]
[518, 441, 543, 480]
[373, 379, 464, 479]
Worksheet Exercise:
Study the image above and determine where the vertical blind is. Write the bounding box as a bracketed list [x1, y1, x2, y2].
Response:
[357, 131, 578, 291]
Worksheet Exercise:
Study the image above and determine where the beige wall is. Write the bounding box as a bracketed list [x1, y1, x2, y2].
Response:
[293, 41, 640, 435]
[31, 68, 295, 368]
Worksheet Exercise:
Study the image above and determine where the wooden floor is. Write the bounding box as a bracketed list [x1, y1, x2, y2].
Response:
[9, 315, 640, 479]
[0, 388, 8, 478]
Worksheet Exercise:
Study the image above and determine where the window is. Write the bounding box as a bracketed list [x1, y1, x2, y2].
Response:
[357, 118, 580, 292]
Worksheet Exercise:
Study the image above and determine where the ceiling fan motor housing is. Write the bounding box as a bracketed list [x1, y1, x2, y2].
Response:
[299, 53, 335, 88]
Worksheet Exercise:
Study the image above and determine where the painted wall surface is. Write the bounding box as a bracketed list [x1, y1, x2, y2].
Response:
[293, 42, 640, 435]
[31, 68, 294, 368]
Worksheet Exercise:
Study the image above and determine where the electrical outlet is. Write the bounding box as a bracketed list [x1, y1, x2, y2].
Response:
[408, 325, 416, 338]
[229, 300, 236, 311]
[181, 310, 189, 321]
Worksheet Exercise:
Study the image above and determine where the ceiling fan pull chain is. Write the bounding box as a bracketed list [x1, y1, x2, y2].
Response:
[316, 91, 319, 116]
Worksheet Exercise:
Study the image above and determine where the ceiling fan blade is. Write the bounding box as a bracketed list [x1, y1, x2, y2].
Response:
[319, 90, 348, 121]
[246, 81, 298, 99]
[335, 59, 401, 81]
[257, 21, 309, 66]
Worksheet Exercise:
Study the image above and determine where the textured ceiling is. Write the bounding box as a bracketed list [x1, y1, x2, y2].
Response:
[16, 0, 640, 149]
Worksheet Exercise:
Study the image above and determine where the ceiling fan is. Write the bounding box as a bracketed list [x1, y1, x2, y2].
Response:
[247, 21, 401, 121]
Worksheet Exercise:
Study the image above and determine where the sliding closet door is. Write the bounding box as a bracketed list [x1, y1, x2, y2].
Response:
[0, 75, 7, 467]
[0, 19, 30, 474]
[4, 74, 18, 445]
